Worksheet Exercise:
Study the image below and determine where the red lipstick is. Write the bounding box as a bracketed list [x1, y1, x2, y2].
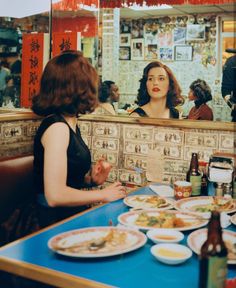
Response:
[152, 88, 160, 92]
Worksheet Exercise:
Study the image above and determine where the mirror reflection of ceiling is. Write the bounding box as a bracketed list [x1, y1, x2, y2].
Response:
[50, 2, 235, 20]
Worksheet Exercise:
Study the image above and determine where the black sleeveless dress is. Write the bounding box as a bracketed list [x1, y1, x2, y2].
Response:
[130, 107, 179, 118]
[33, 114, 92, 227]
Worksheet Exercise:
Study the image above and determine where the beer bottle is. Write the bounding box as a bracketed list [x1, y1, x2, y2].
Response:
[199, 161, 208, 196]
[186, 153, 201, 196]
[199, 211, 228, 288]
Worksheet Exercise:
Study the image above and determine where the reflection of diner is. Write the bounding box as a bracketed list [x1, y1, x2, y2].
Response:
[130, 61, 183, 118]
[94, 80, 120, 115]
[187, 79, 213, 121]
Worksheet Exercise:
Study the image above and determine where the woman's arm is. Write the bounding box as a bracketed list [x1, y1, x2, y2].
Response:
[42, 123, 126, 207]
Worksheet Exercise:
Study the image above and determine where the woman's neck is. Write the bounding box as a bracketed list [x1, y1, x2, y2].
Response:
[143, 98, 169, 118]
[62, 115, 77, 132]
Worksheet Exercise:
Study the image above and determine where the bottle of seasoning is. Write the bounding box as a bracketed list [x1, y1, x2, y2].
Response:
[186, 153, 202, 196]
[199, 161, 208, 196]
[223, 183, 232, 197]
[199, 211, 228, 288]
[215, 182, 224, 197]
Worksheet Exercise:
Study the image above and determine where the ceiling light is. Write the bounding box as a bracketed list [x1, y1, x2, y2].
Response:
[129, 4, 173, 11]
[79, 4, 98, 12]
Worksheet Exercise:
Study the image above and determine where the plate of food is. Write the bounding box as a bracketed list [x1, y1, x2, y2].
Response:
[118, 210, 208, 232]
[124, 195, 174, 211]
[48, 226, 147, 258]
[175, 196, 236, 217]
[187, 228, 236, 264]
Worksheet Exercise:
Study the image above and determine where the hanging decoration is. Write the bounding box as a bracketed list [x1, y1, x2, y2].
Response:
[52, 0, 235, 10]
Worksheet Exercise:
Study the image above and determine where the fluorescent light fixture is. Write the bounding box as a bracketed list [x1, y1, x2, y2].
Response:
[79, 4, 98, 12]
[0, 0, 61, 18]
[129, 4, 173, 11]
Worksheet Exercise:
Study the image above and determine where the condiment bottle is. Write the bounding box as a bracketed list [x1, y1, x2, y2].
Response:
[199, 161, 208, 196]
[215, 182, 224, 197]
[199, 211, 228, 288]
[223, 183, 232, 197]
[186, 153, 201, 196]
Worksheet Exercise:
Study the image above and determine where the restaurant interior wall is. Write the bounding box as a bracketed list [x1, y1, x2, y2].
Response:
[0, 115, 234, 186]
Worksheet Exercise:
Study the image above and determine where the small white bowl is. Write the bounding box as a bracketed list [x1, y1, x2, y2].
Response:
[151, 243, 192, 265]
[147, 229, 184, 244]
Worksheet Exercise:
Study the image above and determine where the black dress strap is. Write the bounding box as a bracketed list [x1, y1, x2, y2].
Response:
[130, 107, 148, 117]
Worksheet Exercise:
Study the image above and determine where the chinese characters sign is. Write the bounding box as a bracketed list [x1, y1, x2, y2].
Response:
[21, 33, 49, 107]
[52, 32, 81, 57]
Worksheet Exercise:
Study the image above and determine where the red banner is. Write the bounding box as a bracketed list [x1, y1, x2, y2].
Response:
[21, 33, 45, 108]
[53, 0, 235, 9]
[52, 32, 80, 57]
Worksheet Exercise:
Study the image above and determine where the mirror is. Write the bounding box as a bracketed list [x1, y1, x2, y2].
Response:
[0, 0, 235, 124]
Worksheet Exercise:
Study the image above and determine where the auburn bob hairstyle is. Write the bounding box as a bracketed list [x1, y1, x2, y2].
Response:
[32, 50, 98, 116]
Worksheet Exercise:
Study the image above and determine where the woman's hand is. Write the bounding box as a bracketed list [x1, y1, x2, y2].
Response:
[90, 159, 112, 186]
[101, 182, 127, 202]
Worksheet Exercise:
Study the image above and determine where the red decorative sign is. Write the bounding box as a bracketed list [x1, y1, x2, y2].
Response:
[21, 33, 45, 108]
[52, 32, 79, 57]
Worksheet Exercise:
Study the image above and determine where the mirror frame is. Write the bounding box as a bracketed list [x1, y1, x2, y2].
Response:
[0, 110, 234, 132]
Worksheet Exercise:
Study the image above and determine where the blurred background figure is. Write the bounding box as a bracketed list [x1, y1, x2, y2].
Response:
[187, 79, 213, 121]
[221, 49, 236, 122]
[94, 80, 120, 115]
[130, 61, 183, 118]
[0, 60, 10, 106]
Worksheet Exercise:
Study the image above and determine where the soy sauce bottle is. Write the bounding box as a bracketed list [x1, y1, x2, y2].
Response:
[199, 211, 228, 288]
[186, 153, 201, 196]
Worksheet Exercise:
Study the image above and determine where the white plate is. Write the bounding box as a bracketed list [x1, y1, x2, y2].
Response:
[175, 196, 236, 218]
[124, 195, 175, 211]
[187, 228, 236, 265]
[118, 210, 208, 232]
[48, 226, 147, 258]
[231, 214, 236, 225]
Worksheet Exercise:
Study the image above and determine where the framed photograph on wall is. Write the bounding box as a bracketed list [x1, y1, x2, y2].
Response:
[173, 27, 186, 44]
[159, 47, 173, 61]
[186, 24, 205, 41]
[131, 39, 144, 60]
[119, 47, 131, 60]
[120, 34, 131, 47]
[174, 45, 193, 61]
[145, 44, 158, 60]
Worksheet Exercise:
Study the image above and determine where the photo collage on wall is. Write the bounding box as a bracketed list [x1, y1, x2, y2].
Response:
[119, 16, 216, 63]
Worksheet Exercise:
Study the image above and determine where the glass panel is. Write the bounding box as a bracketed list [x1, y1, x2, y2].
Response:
[222, 20, 236, 33]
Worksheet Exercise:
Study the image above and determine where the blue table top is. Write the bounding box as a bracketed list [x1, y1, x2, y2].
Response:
[0, 186, 235, 288]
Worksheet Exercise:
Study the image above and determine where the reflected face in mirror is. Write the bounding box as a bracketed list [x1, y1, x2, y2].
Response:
[188, 89, 197, 101]
[146, 67, 170, 100]
[110, 84, 120, 102]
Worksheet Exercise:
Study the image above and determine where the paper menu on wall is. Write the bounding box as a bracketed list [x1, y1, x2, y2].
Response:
[146, 149, 164, 182]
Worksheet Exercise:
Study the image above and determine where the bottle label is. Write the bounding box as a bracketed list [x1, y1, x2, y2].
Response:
[207, 256, 227, 288]
[190, 175, 201, 196]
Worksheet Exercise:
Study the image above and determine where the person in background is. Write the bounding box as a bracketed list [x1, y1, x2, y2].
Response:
[221, 50, 236, 122]
[94, 80, 120, 115]
[187, 79, 213, 121]
[130, 61, 183, 118]
[0, 61, 10, 106]
[32, 51, 126, 228]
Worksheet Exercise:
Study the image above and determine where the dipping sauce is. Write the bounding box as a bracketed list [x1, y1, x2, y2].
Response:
[157, 248, 187, 258]
[155, 235, 177, 241]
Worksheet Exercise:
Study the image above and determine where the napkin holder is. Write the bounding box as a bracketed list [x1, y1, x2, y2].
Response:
[208, 155, 234, 184]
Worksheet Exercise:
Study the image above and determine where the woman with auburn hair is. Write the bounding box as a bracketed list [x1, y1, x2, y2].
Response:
[32, 51, 126, 227]
[130, 61, 183, 118]
[187, 79, 213, 120]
